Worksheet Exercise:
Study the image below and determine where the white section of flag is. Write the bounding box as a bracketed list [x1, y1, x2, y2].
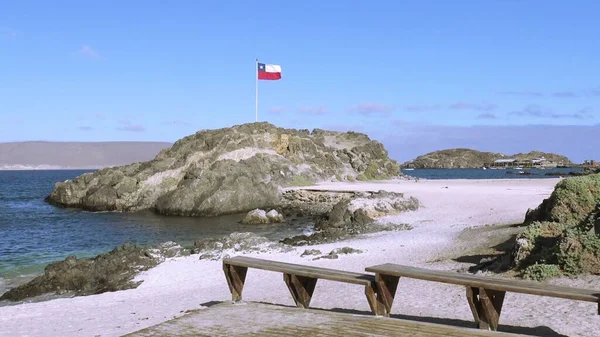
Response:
[264, 64, 282, 73]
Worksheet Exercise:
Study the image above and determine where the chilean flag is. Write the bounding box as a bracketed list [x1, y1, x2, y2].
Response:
[258, 63, 282, 80]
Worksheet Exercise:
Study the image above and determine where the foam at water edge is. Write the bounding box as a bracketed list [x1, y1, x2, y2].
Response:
[0, 277, 6, 297]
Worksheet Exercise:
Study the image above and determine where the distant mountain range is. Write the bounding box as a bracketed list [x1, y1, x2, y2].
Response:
[402, 148, 574, 169]
[0, 141, 172, 170]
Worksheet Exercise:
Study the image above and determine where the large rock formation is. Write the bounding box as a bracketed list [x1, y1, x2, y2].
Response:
[402, 148, 573, 169]
[46, 123, 401, 216]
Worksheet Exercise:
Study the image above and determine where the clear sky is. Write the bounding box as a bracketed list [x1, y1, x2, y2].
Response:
[1, 1, 599, 162]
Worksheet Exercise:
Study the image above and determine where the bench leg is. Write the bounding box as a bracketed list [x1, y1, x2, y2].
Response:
[466, 287, 505, 331]
[365, 281, 383, 316]
[375, 274, 399, 316]
[223, 263, 248, 302]
[284, 273, 317, 309]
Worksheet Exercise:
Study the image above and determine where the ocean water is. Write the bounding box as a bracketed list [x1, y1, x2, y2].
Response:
[401, 167, 582, 180]
[0, 170, 311, 295]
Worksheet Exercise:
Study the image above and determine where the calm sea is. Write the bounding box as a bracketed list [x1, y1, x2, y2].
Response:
[0, 170, 311, 296]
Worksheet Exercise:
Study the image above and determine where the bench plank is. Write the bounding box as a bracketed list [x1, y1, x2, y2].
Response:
[224, 256, 375, 286]
[366, 264, 600, 303]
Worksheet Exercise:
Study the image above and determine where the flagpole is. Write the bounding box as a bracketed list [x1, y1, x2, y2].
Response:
[255, 58, 258, 122]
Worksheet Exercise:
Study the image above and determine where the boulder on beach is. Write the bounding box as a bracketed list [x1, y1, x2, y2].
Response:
[241, 209, 269, 224]
[266, 209, 283, 223]
[45, 122, 401, 217]
[241, 209, 283, 224]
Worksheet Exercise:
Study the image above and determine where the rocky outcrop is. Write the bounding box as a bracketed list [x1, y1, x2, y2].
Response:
[473, 174, 600, 280]
[46, 123, 401, 217]
[0, 242, 188, 302]
[283, 191, 419, 245]
[524, 174, 600, 226]
[193, 232, 294, 260]
[402, 148, 573, 169]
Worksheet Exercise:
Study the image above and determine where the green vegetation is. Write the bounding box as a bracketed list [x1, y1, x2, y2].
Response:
[356, 174, 367, 181]
[557, 228, 600, 275]
[512, 174, 600, 280]
[288, 175, 316, 187]
[357, 161, 391, 181]
[522, 263, 561, 281]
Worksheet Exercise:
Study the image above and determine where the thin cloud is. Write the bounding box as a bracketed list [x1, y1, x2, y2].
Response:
[117, 124, 145, 132]
[585, 87, 600, 97]
[297, 105, 326, 115]
[117, 120, 145, 132]
[510, 105, 593, 120]
[501, 87, 600, 98]
[552, 92, 578, 98]
[403, 104, 441, 112]
[77, 126, 94, 131]
[477, 113, 497, 120]
[268, 106, 286, 115]
[78, 45, 103, 59]
[449, 102, 497, 112]
[498, 91, 544, 97]
[350, 102, 396, 116]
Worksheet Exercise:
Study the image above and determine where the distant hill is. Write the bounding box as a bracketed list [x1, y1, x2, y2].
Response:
[0, 141, 172, 170]
[402, 148, 574, 169]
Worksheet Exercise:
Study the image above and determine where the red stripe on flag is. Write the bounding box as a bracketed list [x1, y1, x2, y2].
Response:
[258, 72, 281, 80]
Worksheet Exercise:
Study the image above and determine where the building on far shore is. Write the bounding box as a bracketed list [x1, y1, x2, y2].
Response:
[487, 157, 558, 169]
[583, 160, 599, 167]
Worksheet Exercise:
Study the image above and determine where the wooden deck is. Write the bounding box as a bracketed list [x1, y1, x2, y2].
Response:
[125, 302, 525, 337]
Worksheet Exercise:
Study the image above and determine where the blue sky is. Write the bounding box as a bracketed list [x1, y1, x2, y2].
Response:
[1, 1, 599, 162]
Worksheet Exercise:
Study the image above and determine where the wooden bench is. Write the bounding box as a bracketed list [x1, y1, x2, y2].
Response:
[365, 263, 600, 331]
[223, 256, 381, 315]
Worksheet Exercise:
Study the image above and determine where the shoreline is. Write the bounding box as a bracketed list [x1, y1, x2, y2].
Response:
[0, 178, 560, 293]
[4, 178, 600, 336]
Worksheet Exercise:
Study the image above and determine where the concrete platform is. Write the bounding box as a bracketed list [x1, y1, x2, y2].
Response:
[126, 302, 525, 337]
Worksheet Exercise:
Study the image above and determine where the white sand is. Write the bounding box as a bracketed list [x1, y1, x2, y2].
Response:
[2, 178, 599, 337]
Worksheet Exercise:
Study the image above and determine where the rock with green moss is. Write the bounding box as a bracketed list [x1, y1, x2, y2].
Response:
[505, 174, 600, 278]
[525, 174, 600, 226]
[45, 122, 401, 216]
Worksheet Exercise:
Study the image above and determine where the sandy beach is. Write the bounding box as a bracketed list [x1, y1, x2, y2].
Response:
[1, 178, 599, 337]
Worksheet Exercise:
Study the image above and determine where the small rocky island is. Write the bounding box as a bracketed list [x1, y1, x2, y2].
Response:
[46, 122, 401, 216]
[402, 148, 573, 169]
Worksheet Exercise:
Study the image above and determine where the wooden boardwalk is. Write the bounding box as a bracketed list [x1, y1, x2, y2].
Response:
[126, 302, 525, 337]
